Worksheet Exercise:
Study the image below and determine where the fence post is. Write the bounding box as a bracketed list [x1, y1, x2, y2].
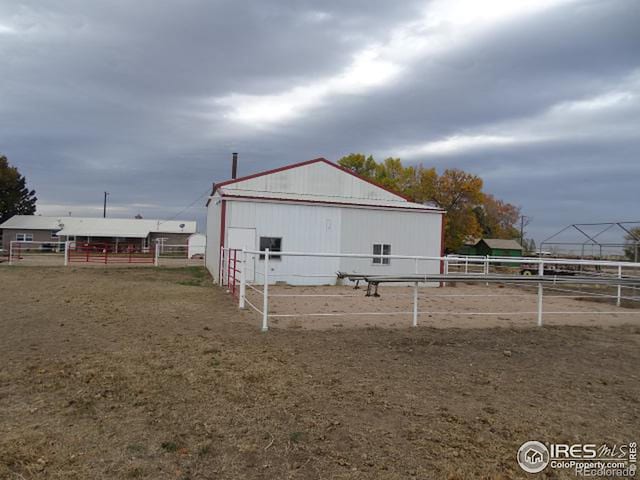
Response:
[485, 255, 489, 286]
[537, 260, 544, 327]
[64, 241, 70, 266]
[616, 265, 622, 307]
[8, 241, 13, 265]
[464, 257, 468, 274]
[443, 257, 449, 287]
[239, 249, 247, 309]
[219, 246, 224, 285]
[154, 241, 160, 267]
[412, 282, 418, 327]
[262, 249, 269, 332]
[231, 249, 237, 297]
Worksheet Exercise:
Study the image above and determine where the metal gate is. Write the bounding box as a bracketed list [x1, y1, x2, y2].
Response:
[68, 242, 156, 264]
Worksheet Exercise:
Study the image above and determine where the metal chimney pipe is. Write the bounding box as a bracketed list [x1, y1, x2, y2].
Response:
[231, 152, 238, 179]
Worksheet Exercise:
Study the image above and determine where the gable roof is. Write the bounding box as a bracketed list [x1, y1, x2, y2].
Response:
[0, 215, 196, 238]
[214, 158, 410, 200]
[208, 158, 443, 212]
[0, 215, 62, 230]
[479, 238, 523, 250]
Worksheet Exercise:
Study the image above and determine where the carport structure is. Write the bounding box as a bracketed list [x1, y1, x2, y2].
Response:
[540, 221, 640, 260]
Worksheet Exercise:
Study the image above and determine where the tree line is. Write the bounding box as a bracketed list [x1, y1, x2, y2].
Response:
[338, 153, 525, 252]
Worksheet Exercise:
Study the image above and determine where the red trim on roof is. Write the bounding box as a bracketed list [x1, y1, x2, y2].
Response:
[211, 158, 412, 202]
[220, 193, 443, 212]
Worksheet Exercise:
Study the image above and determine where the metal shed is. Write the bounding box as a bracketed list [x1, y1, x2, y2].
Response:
[205, 157, 445, 285]
[474, 238, 523, 257]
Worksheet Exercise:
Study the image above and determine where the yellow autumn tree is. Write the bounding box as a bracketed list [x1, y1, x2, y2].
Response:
[338, 154, 514, 252]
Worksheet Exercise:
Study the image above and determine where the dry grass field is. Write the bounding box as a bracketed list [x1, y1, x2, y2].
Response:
[1, 266, 639, 479]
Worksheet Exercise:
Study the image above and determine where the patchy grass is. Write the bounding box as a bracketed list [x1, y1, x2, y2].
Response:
[289, 431, 306, 444]
[160, 442, 178, 453]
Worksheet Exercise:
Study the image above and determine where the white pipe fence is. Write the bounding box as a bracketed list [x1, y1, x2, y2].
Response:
[5, 240, 200, 267]
[8, 241, 67, 265]
[218, 248, 640, 332]
[154, 242, 204, 267]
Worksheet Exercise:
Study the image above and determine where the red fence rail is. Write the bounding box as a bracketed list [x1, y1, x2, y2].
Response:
[225, 249, 240, 298]
[68, 242, 155, 264]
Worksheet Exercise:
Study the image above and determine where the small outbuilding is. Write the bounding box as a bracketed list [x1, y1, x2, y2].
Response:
[473, 238, 523, 257]
[188, 233, 206, 258]
[0, 215, 197, 252]
[205, 157, 445, 285]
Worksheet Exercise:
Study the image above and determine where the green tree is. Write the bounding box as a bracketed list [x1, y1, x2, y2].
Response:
[432, 169, 484, 251]
[338, 154, 514, 252]
[624, 227, 640, 262]
[0, 155, 37, 224]
[474, 194, 521, 239]
[522, 238, 537, 254]
[338, 153, 377, 178]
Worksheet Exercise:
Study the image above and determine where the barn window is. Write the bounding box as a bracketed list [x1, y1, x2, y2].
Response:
[16, 233, 34, 242]
[259, 237, 282, 260]
[372, 243, 391, 265]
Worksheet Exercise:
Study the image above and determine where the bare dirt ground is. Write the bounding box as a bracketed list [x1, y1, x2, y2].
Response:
[1, 267, 639, 479]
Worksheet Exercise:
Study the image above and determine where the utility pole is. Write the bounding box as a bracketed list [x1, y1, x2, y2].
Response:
[520, 215, 531, 251]
[103, 192, 109, 218]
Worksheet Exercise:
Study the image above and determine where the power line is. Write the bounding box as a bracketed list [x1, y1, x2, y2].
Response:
[158, 187, 211, 225]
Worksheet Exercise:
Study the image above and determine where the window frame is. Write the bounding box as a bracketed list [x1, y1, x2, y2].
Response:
[372, 243, 391, 265]
[16, 233, 34, 242]
[259, 236, 282, 260]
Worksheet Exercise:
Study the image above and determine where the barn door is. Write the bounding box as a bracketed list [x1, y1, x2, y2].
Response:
[227, 227, 256, 281]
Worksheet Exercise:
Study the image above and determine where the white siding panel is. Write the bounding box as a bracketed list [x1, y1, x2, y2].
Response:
[339, 209, 442, 276]
[211, 195, 444, 286]
[227, 200, 341, 285]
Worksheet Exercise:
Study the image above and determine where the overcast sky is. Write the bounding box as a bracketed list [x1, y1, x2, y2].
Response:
[1, 0, 638, 243]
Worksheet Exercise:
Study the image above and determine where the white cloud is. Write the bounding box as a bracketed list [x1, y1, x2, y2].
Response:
[302, 11, 332, 23]
[214, 0, 573, 127]
[395, 134, 534, 157]
[215, 48, 400, 125]
[550, 91, 636, 114]
[425, 0, 572, 28]
[36, 203, 131, 217]
[0, 23, 17, 34]
[389, 72, 640, 159]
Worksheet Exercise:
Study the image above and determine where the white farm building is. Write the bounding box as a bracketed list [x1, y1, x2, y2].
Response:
[205, 158, 444, 285]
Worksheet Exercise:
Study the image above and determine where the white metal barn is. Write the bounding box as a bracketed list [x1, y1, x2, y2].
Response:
[205, 158, 444, 285]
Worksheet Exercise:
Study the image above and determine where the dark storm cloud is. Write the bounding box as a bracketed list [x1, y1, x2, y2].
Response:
[0, 0, 638, 240]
